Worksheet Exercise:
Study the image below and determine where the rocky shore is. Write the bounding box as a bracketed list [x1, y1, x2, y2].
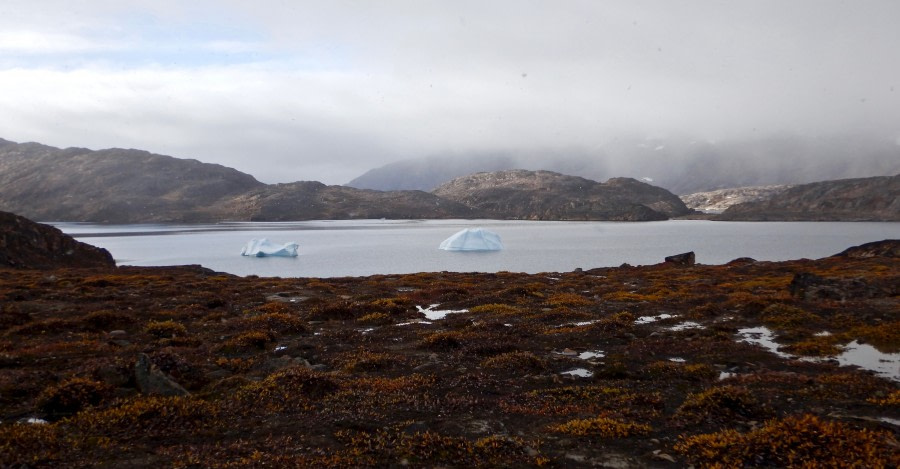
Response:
[1, 218, 897, 466]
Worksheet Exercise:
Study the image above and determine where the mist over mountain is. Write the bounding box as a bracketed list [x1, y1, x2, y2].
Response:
[347, 134, 900, 195]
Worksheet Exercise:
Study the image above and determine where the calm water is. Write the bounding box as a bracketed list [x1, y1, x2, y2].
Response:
[55, 220, 899, 278]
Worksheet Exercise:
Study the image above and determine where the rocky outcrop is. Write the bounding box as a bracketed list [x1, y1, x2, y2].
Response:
[0, 210, 115, 269]
[134, 353, 190, 397]
[664, 252, 696, 266]
[432, 170, 691, 221]
[833, 239, 900, 258]
[680, 185, 793, 213]
[716, 175, 900, 221]
[221, 181, 483, 221]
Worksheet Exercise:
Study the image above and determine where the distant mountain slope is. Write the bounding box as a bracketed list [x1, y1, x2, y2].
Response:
[681, 185, 794, 213]
[0, 138, 264, 222]
[716, 175, 900, 221]
[0, 210, 115, 269]
[347, 154, 518, 191]
[346, 135, 900, 195]
[220, 181, 483, 221]
[432, 170, 691, 221]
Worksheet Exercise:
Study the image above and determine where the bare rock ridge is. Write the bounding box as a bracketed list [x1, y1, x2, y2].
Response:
[680, 185, 794, 213]
[0, 210, 115, 269]
[716, 175, 900, 221]
[433, 170, 692, 221]
[0, 139, 691, 223]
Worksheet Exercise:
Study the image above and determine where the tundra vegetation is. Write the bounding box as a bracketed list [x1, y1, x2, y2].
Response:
[0, 249, 898, 467]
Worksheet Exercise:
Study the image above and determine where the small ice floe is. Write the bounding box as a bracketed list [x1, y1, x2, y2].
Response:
[668, 357, 686, 363]
[416, 304, 469, 321]
[240, 238, 299, 257]
[635, 313, 675, 325]
[396, 319, 433, 326]
[561, 368, 594, 378]
[835, 341, 900, 382]
[579, 350, 605, 360]
[668, 321, 704, 332]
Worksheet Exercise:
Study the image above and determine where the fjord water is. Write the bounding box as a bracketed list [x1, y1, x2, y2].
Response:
[56, 220, 899, 278]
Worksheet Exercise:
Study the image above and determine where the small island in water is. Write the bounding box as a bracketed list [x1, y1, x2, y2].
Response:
[1, 211, 897, 467]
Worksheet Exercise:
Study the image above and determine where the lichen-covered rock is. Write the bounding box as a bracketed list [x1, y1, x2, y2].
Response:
[0, 210, 115, 269]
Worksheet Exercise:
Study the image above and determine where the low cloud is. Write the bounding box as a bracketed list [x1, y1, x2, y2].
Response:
[0, 1, 898, 184]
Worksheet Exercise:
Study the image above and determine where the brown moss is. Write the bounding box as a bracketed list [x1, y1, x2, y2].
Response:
[760, 303, 821, 329]
[674, 414, 899, 468]
[675, 385, 763, 424]
[36, 377, 112, 418]
[548, 416, 651, 438]
[480, 351, 548, 372]
[144, 320, 188, 338]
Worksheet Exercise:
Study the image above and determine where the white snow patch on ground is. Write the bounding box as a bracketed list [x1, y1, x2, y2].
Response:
[669, 321, 704, 331]
[416, 304, 469, 320]
[561, 368, 594, 378]
[635, 313, 675, 324]
[578, 350, 605, 360]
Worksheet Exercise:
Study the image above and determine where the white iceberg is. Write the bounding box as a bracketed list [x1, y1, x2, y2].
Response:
[438, 228, 503, 251]
[240, 238, 299, 257]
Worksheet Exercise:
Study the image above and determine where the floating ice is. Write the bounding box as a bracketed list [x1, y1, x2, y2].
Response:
[416, 304, 469, 320]
[438, 228, 503, 251]
[240, 238, 299, 257]
[561, 368, 594, 378]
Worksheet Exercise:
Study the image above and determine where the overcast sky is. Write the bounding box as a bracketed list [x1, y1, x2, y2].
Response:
[1, 1, 898, 184]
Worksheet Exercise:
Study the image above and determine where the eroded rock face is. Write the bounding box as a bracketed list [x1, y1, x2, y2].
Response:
[0, 211, 115, 269]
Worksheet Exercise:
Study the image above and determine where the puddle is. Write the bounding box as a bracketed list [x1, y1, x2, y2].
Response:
[578, 350, 605, 360]
[561, 368, 594, 378]
[834, 341, 900, 382]
[635, 313, 675, 325]
[736, 327, 793, 359]
[737, 327, 900, 382]
[668, 321, 704, 331]
[416, 304, 469, 320]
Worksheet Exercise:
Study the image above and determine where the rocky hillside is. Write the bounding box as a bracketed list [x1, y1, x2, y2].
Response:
[0, 138, 264, 223]
[221, 181, 483, 221]
[1, 139, 698, 222]
[681, 185, 794, 213]
[0, 210, 115, 269]
[432, 170, 692, 221]
[716, 175, 900, 221]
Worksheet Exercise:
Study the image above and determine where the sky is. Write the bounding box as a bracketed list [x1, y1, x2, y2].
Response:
[1, 0, 898, 184]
